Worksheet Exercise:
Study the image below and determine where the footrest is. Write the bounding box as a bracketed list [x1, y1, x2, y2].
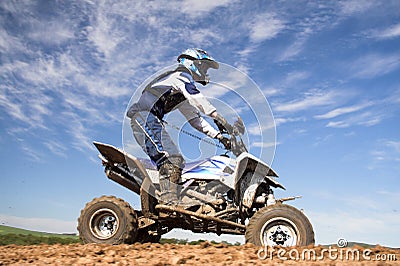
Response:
[155, 205, 245, 229]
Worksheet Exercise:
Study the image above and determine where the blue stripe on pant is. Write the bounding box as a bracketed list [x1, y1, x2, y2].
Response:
[130, 111, 183, 169]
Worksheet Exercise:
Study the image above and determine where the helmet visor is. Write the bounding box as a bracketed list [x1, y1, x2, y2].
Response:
[203, 59, 219, 69]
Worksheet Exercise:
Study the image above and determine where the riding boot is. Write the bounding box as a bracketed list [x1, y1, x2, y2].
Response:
[157, 162, 199, 209]
[169, 181, 199, 209]
[159, 177, 178, 204]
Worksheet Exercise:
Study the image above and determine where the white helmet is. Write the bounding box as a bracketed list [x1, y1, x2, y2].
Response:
[177, 48, 219, 85]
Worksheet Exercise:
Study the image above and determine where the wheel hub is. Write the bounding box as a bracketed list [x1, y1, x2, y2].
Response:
[89, 208, 119, 240]
[269, 225, 291, 245]
[260, 217, 298, 247]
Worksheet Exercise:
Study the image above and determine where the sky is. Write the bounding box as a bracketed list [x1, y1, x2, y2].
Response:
[1, 0, 399, 247]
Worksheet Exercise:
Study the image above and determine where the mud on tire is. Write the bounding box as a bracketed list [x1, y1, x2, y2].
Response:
[245, 204, 314, 246]
[78, 196, 138, 244]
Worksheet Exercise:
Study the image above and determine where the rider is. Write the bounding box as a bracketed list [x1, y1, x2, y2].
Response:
[126, 48, 232, 208]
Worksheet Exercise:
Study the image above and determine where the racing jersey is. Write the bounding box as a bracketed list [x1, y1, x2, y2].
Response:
[127, 68, 219, 138]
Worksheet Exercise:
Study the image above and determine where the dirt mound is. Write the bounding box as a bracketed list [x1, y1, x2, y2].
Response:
[0, 242, 398, 265]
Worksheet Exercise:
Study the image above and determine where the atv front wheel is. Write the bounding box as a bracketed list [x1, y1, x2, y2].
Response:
[78, 196, 138, 244]
[245, 204, 314, 246]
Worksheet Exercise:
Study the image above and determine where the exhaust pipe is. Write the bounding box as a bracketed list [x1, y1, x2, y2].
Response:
[105, 168, 141, 194]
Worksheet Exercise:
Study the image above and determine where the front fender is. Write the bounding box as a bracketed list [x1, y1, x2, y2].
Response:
[234, 153, 285, 206]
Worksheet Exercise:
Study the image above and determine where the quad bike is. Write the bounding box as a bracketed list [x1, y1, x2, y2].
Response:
[77, 118, 315, 246]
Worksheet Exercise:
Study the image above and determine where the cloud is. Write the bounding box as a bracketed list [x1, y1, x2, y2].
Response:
[325, 111, 384, 128]
[1, 1, 399, 164]
[274, 117, 306, 126]
[312, 134, 333, 147]
[274, 90, 337, 113]
[189, 29, 223, 46]
[251, 141, 278, 148]
[276, 3, 338, 62]
[339, 0, 376, 15]
[86, 3, 126, 59]
[248, 13, 285, 43]
[260, 72, 311, 99]
[180, 0, 233, 15]
[262, 87, 280, 97]
[314, 102, 371, 119]
[377, 190, 400, 203]
[44, 140, 68, 158]
[235, 12, 285, 68]
[350, 53, 400, 79]
[369, 139, 400, 168]
[384, 140, 400, 152]
[0, 1, 180, 159]
[309, 209, 399, 246]
[247, 121, 275, 135]
[62, 112, 97, 152]
[326, 121, 349, 128]
[20, 144, 43, 162]
[320, 89, 400, 129]
[0, 27, 26, 55]
[284, 71, 310, 87]
[0, 63, 55, 129]
[278, 39, 307, 62]
[27, 17, 75, 46]
[372, 23, 400, 39]
[308, 190, 400, 246]
[0, 87, 28, 126]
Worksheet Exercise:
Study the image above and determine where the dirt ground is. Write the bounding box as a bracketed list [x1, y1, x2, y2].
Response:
[0, 242, 398, 265]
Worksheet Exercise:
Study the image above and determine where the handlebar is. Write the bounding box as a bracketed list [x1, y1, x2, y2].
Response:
[222, 117, 248, 157]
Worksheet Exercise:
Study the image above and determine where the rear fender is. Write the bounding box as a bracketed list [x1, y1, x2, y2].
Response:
[93, 141, 156, 192]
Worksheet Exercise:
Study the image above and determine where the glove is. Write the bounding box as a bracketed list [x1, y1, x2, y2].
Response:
[233, 117, 245, 135]
[213, 114, 233, 134]
[217, 134, 231, 150]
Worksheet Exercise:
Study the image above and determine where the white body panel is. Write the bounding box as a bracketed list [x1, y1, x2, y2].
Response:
[181, 155, 236, 188]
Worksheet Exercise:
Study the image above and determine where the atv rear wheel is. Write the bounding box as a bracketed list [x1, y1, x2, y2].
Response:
[245, 204, 314, 246]
[78, 196, 138, 244]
